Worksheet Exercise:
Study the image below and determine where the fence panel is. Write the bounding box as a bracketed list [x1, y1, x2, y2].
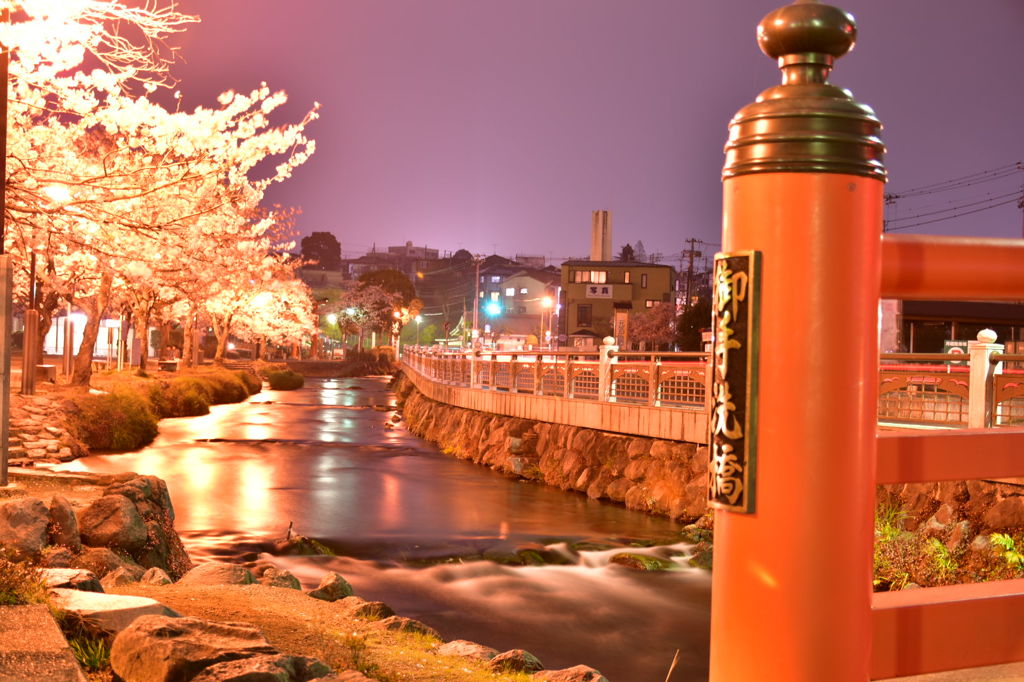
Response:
[878, 366, 969, 426]
[611, 363, 650, 404]
[995, 372, 1024, 426]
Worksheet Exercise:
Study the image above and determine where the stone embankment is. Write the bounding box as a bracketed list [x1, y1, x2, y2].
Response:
[393, 373, 709, 523]
[8, 392, 89, 467]
[395, 373, 1024, 573]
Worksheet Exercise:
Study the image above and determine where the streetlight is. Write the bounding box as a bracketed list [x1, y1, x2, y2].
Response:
[415, 314, 422, 346]
[326, 313, 338, 358]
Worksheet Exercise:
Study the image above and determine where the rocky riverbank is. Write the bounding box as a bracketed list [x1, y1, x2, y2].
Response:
[1, 470, 613, 681]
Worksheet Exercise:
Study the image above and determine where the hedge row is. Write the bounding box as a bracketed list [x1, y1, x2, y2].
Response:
[64, 369, 264, 452]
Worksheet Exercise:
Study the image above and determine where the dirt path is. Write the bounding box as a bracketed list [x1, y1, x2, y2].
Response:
[115, 583, 529, 682]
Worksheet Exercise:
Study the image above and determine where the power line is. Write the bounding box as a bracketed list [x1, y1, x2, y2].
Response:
[885, 162, 1021, 199]
[886, 190, 1021, 225]
[885, 195, 1021, 232]
[883, 162, 1023, 233]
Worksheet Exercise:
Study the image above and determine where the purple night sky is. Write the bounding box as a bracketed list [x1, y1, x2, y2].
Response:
[169, 1, 1024, 266]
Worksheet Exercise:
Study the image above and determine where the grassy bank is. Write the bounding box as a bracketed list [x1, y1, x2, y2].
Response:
[63, 368, 263, 452]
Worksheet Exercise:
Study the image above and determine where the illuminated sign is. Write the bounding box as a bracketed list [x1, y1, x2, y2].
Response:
[709, 251, 761, 514]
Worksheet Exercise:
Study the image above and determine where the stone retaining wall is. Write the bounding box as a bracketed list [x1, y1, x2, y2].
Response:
[394, 373, 709, 522]
[8, 392, 88, 467]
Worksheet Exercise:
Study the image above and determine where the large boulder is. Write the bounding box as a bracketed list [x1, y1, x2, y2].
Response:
[110, 615, 277, 682]
[190, 654, 331, 681]
[98, 475, 192, 579]
[47, 495, 82, 550]
[104, 475, 175, 522]
[178, 562, 255, 586]
[0, 497, 49, 557]
[49, 588, 178, 635]
[305, 572, 353, 602]
[78, 494, 148, 552]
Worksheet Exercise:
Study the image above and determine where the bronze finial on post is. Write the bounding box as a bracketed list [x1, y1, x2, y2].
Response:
[710, 1, 886, 680]
[723, 0, 885, 180]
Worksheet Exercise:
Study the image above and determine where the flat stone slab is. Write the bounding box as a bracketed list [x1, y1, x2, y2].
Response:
[39, 568, 103, 592]
[49, 587, 179, 634]
[0, 604, 86, 681]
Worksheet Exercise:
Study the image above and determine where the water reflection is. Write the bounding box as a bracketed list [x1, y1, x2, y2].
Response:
[57, 377, 711, 681]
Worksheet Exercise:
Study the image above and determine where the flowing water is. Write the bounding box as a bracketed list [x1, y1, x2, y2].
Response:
[56, 377, 711, 681]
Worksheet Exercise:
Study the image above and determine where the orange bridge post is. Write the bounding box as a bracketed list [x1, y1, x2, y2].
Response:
[708, 2, 885, 680]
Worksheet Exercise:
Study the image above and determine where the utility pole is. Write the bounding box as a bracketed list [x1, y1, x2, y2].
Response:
[472, 255, 482, 344]
[681, 237, 703, 308]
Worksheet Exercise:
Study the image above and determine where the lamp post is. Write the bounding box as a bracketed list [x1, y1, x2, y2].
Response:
[415, 314, 422, 346]
[326, 313, 337, 358]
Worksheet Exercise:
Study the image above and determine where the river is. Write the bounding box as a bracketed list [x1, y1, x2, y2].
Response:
[57, 376, 711, 681]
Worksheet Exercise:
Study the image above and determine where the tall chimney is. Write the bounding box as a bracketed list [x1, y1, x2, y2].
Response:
[590, 210, 612, 261]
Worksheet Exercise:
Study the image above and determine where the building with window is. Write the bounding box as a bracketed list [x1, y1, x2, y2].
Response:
[559, 260, 677, 348]
[884, 299, 1024, 353]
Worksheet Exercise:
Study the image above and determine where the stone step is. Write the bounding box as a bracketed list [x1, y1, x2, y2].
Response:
[0, 604, 87, 682]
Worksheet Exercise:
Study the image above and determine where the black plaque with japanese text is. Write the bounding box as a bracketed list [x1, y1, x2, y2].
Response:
[708, 251, 760, 513]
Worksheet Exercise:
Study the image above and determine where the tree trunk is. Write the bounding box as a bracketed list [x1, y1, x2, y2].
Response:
[36, 290, 60, 365]
[134, 307, 152, 374]
[212, 313, 232, 365]
[70, 273, 112, 387]
[180, 310, 196, 369]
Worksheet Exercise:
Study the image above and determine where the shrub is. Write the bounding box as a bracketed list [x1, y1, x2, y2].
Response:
[254, 361, 289, 379]
[206, 370, 250, 402]
[233, 370, 262, 394]
[0, 550, 47, 606]
[65, 391, 159, 451]
[162, 380, 211, 417]
[267, 369, 304, 390]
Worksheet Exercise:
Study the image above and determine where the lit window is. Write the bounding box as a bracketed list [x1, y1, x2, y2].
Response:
[505, 287, 515, 296]
[590, 271, 607, 284]
[624, 272, 631, 284]
[479, 291, 484, 298]
[646, 299, 656, 308]
[490, 292, 499, 301]
[573, 270, 589, 284]
[490, 276, 501, 283]
[519, 287, 528, 294]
